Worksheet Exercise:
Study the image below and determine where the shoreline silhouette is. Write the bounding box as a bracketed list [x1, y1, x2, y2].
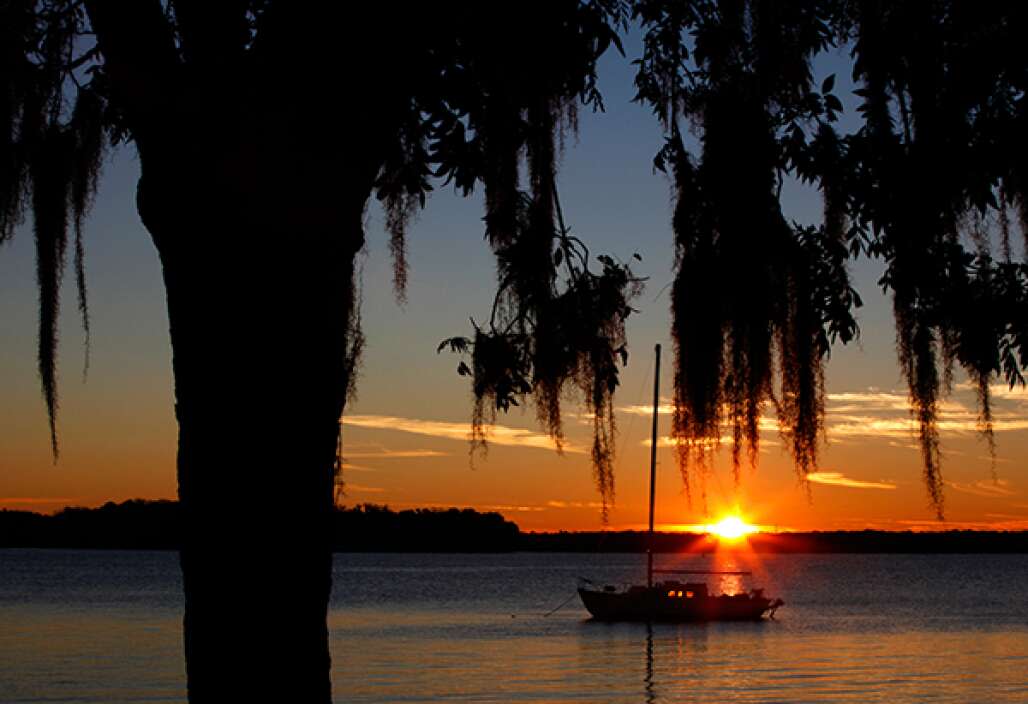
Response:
[3, 499, 1026, 553]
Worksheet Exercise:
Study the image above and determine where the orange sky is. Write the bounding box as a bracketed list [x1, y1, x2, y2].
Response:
[3, 264, 1027, 533]
[3, 153, 1026, 532]
[2, 149, 1027, 532]
[329, 381, 1028, 532]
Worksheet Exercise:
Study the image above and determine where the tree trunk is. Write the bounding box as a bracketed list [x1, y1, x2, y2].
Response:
[83, 5, 405, 700]
[139, 161, 367, 701]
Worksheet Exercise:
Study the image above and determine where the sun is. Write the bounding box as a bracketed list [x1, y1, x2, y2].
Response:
[706, 515, 758, 540]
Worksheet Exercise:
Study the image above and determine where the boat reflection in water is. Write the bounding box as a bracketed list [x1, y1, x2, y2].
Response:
[577, 344, 783, 622]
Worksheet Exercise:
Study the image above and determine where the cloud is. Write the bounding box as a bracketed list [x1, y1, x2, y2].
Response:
[806, 472, 897, 490]
[827, 417, 915, 439]
[826, 390, 915, 413]
[621, 387, 1028, 450]
[977, 455, 1012, 464]
[827, 390, 977, 416]
[341, 415, 579, 452]
[828, 414, 1028, 439]
[947, 479, 1016, 498]
[344, 388, 1028, 463]
[338, 462, 376, 472]
[830, 514, 1028, 530]
[382, 501, 547, 513]
[894, 518, 1028, 530]
[642, 435, 778, 448]
[342, 484, 385, 494]
[343, 449, 448, 459]
[337, 446, 449, 472]
[643, 435, 731, 448]
[622, 402, 778, 430]
[886, 440, 921, 451]
[620, 402, 676, 416]
[954, 381, 1028, 401]
[825, 388, 1028, 439]
[546, 500, 605, 509]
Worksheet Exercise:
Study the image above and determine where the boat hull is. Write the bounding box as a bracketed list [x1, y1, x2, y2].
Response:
[578, 587, 778, 622]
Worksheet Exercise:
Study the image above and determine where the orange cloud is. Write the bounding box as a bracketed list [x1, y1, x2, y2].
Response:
[894, 518, 1028, 530]
[954, 382, 1028, 401]
[546, 500, 605, 509]
[624, 388, 1028, 445]
[342, 484, 385, 494]
[806, 472, 897, 490]
[341, 415, 578, 452]
[338, 462, 376, 472]
[343, 449, 448, 458]
[642, 435, 778, 448]
[619, 401, 676, 416]
[829, 415, 1028, 438]
[947, 479, 1016, 498]
[826, 388, 1028, 439]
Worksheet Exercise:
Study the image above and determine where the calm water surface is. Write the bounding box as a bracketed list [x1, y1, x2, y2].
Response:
[1, 550, 1027, 702]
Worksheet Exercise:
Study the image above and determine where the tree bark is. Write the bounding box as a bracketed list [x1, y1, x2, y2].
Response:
[139, 151, 369, 701]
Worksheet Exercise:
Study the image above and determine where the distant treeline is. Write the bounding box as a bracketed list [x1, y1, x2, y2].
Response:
[334, 503, 519, 551]
[2, 499, 181, 550]
[2, 500, 1027, 552]
[0, 500, 519, 552]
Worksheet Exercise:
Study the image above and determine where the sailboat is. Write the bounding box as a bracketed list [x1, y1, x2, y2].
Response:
[577, 343, 784, 622]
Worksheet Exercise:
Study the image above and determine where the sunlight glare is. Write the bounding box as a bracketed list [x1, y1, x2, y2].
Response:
[706, 515, 757, 540]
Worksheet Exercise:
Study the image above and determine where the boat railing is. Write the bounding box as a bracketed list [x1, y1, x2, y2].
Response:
[652, 570, 752, 575]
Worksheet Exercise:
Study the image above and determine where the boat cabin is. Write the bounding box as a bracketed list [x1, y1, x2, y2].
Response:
[661, 581, 708, 599]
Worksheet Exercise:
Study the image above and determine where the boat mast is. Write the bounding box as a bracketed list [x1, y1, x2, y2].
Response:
[647, 343, 661, 589]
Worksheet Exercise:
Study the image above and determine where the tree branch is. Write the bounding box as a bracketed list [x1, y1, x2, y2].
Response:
[171, 0, 249, 70]
[82, 0, 179, 149]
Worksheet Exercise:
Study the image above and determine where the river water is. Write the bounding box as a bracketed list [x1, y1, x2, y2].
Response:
[2, 549, 1027, 702]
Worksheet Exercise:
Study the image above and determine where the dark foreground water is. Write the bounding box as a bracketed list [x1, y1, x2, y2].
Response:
[1, 550, 1027, 702]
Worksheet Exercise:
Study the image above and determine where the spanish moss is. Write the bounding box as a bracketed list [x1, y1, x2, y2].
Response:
[2, 2, 108, 455]
[631, 0, 1028, 518]
[437, 2, 639, 516]
[69, 87, 106, 377]
[637, 0, 857, 501]
[375, 102, 431, 302]
[30, 125, 72, 457]
[843, 0, 1028, 516]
